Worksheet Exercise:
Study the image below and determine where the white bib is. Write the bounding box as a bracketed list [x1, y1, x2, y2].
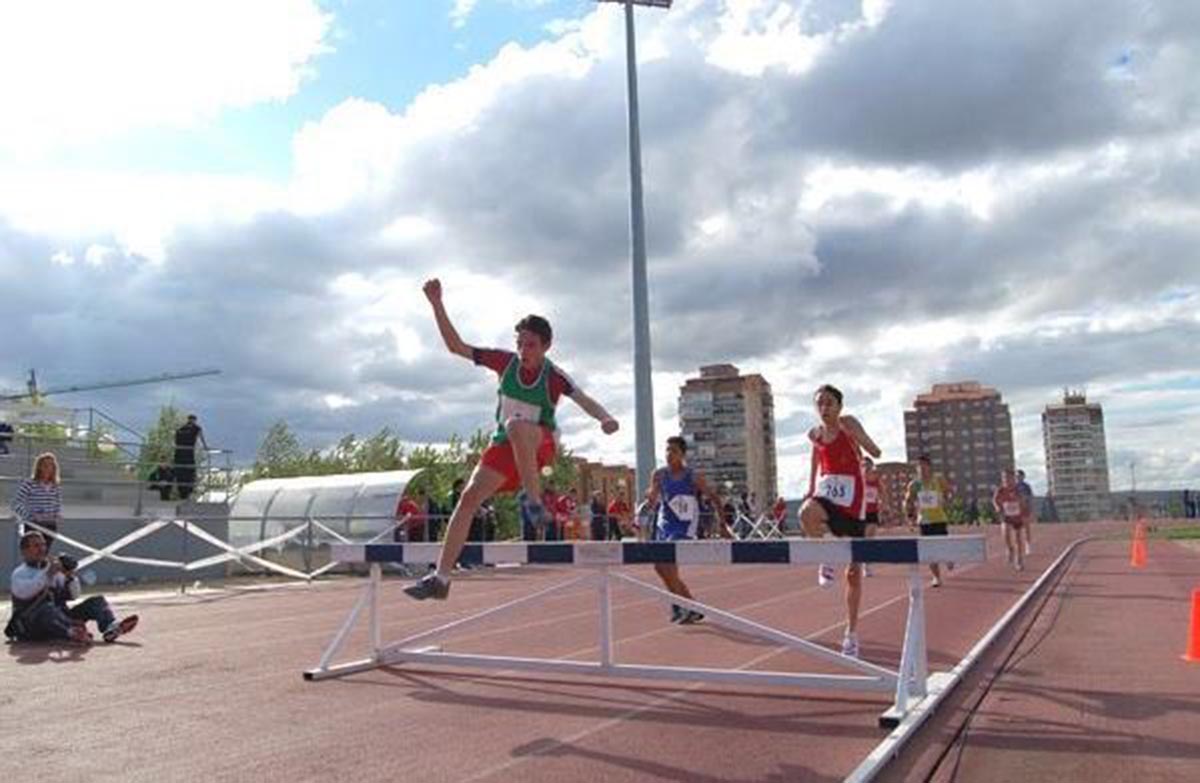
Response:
[1002, 500, 1021, 517]
[816, 474, 856, 508]
[864, 486, 879, 506]
[500, 395, 542, 424]
[666, 494, 698, 522]
[918, 490, 941, 510]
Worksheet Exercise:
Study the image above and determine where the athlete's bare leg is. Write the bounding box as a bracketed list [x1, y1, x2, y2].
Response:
[435, 464, 507, 577]
[845, 564, 863, 633]
[654, 563, 694, 600]
[506, 419, 545, 502]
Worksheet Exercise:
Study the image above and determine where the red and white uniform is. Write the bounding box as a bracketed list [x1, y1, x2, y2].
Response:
[810, 428, 865, 520]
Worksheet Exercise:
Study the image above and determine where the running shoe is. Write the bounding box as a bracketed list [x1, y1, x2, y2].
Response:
[103, 615, 139, 643]
[817, 564, 836, 588]
[670, 604, 684, 623]
[863, 564, 874, 578]
[404, 573, 451, 601]
[679, 609, 705, 625]
[931, 575, 943, 588]
[841, 632, 860, 658]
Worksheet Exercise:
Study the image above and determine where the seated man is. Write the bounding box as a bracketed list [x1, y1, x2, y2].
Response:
[5, 532, 138, 644]
[147, 462, 175, 501]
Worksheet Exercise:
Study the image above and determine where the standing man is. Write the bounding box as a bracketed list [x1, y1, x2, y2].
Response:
[643, 436, 730, 624]
[173, 414, 208, 501]
[1015, 469, 1036, 555]
[905, 456, 954, 587]
[404, 279, 619, 601]
[589, 491, 608, 541]
[798, 384, 882, 658]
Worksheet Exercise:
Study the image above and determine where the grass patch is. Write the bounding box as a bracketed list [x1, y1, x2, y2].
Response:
[1160, 526, 1200, 540]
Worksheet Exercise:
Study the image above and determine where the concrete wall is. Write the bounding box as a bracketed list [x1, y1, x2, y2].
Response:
[2, 503, 229, 593]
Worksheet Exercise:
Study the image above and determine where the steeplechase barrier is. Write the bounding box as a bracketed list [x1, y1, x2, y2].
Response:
[305, 536, 986, 727]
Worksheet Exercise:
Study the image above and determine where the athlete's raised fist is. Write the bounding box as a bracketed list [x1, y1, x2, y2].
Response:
[601, 418, 619, 435]
[423, 278, 443, 304]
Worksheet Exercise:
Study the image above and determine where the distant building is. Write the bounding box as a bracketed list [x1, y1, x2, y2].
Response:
[904, 381, 1016, 514]
[571, 458, 635, 508]
[1042, 390, 1111, 521]
[875, 461, 917, 525]
[678, 364, 778, 504]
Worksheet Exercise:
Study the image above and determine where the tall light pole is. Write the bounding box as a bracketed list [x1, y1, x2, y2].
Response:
[598, 0, 671, 498]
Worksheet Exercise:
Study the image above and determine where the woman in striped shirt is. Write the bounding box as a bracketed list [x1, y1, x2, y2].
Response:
[12, 452, 64, 546]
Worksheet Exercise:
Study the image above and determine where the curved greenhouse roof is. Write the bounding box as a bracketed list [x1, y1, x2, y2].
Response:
[229, 470, 424, 546]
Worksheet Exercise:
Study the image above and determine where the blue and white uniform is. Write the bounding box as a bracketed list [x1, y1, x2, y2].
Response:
[655, 467, 700, 541]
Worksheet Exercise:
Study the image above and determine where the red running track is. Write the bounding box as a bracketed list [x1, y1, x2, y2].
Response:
[3, 523, 1188, 783]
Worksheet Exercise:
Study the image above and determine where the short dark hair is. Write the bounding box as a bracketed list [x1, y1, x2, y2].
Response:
[515, 315, 552, 345]
[666, 435, 688, 453]
[813, 384, 843, 405]
[917, 454, 932, 464]
[1016, 469, 1026, 479]
[19, 531, 45, 551]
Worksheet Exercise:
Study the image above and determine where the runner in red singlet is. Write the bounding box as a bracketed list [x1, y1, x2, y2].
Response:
[798, 384, 882, 658]
[992, 468, 1027, 572]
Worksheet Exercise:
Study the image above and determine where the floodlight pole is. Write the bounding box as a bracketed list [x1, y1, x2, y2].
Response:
[602, 0, 670, 498]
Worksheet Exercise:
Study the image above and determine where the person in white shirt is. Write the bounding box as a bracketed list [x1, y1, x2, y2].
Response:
[5, 532, 138, 644]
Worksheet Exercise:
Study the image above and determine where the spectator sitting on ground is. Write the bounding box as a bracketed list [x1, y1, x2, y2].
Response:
[11, 452, 64, 547]
[4, 532, 138, 644]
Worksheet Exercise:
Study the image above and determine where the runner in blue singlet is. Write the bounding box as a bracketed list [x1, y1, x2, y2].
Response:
[643, 436, 731, 624]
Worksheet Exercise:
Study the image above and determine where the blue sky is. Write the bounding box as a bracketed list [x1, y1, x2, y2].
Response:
[15, 1, 585, 179]
[1, 0, 1197, 497]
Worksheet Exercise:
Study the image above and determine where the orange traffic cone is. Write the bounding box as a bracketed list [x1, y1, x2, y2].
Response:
[1184, 589, 1200, 663]
[1130, 524, 1147, 568]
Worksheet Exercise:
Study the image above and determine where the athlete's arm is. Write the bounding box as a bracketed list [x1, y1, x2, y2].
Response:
[566, 388, 619, 434]
[642, 469, 662, 508]
[807, 435, 819, 498]
[992, 488, 1003, 516]
[903, 481, 918, 526]
[695, 472, 734, 538]
[423, 278, 473, 360]
[840, 416, 882, 459]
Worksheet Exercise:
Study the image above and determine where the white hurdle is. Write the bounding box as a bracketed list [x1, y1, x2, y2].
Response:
[304, 536, 985, 727]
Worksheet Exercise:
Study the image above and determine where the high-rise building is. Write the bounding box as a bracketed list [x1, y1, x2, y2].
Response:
[678, 364, 778, 504]
[903, 381, 1016, 515]
[1042, 390, 1110, 521]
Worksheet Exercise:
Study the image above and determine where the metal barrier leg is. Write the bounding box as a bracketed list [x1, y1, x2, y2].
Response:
[880, 565, 928, 728]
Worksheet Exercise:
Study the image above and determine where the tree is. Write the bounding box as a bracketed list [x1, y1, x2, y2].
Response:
[139, 404, 186, 480]
[251, 420, 306, 479]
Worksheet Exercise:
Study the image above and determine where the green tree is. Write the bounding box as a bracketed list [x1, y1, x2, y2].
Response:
[251, 420, 306, 479]
[139, 404, 186, 479]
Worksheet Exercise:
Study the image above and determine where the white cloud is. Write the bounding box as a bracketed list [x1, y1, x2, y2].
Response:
[0, 0, 332, 156]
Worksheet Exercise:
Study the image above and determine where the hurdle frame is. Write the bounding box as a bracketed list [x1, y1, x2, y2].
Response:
[304, 537, 983, 728]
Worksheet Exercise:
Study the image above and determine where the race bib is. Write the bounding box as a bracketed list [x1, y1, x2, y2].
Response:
[816, 475, 856, 508]
[667, 494, 698, 522]
[1002, 501, 1021, 517]
[500, 395, 541, 424]
[864, 486, 879, 505]
[918, 490, 940, 510]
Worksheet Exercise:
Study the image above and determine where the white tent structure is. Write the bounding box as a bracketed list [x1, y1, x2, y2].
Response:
[229, 469, 424, 553]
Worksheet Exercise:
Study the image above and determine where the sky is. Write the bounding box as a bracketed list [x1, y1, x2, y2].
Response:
[1, 0, 1198, 497]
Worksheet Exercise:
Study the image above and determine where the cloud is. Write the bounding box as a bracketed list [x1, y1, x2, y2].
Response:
[2, 1, 1198, 496]
[0, 1, 332, 157]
